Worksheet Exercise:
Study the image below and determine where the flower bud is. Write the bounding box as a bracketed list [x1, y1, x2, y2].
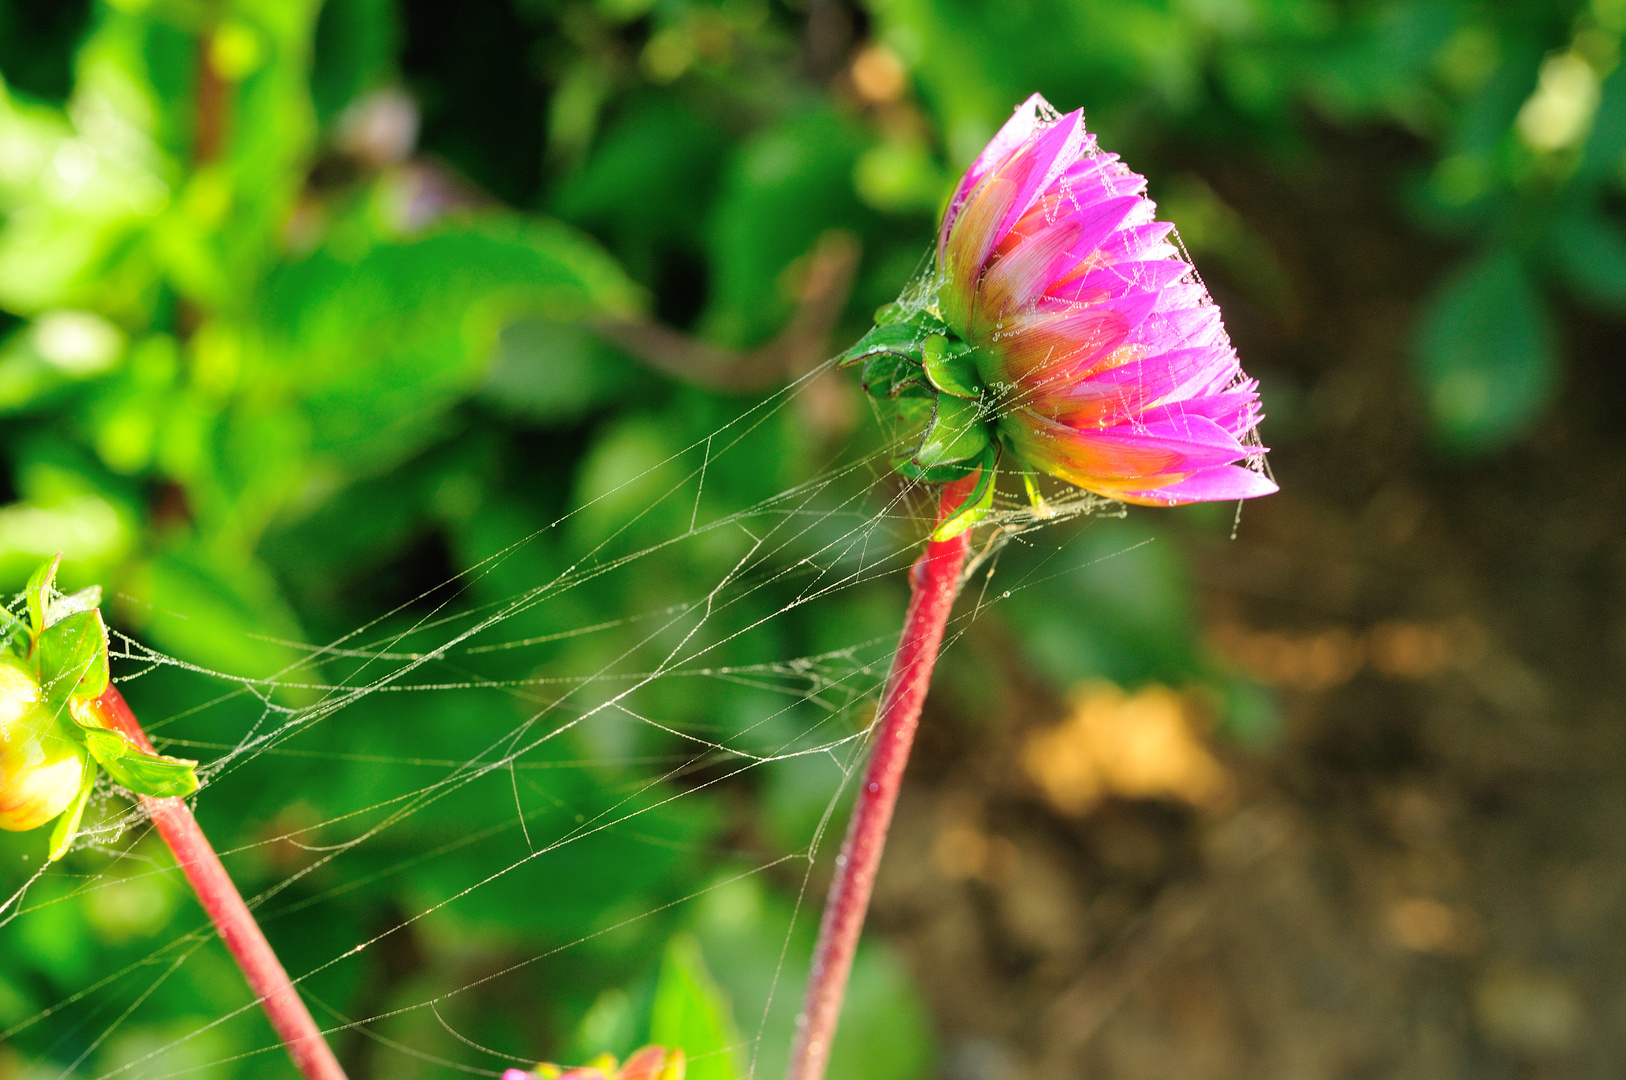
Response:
[0, 659, 40, 742]
[0, 731, 87, 832]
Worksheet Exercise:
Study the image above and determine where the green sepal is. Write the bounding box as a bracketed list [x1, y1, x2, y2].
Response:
[98, 748, 200, 800]
[37, 609, 110, 704]
[915, 393, 991, 468]
[47, 771, 92, 862]
[836, 322, 925, 370]
[837, 308, 951, 366]
[892, 455, 982, 482]
[65, 700, 200, 799]
[46, 586, 103, 627]
[860, 351, 930, 398]
[931, 446, 999, 541]
[922, 335, 982, 398]
[76, 721, 129, 766]
[25, 554, 61, 642]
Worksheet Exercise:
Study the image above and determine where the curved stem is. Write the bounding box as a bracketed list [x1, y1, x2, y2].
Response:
[93, 686, 349, 1080]
[786, 484, 973, 1080]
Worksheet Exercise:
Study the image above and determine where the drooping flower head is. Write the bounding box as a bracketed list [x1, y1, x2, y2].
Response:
[842, 94, 1275, 534]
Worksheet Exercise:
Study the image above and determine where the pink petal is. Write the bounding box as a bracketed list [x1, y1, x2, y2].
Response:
[1002, 408, 1185, 484]
[1048, 257, 1192, 308]
[941, 112, 1089, 333]
[938, 93, 1056, 257]
[988, 110, 1087, 253]
[981, 301, 1139, 388]
[940, 171, 1020, 332]
[1003, 407, 1252, 480]
[974, 195, 1143, 328]
[1042, 346, 1241, 425]
[1090, 220, 1179, 266]
[1115, 412, 1251, 467]
[1134, 300, 1226, 355]
[1112, 464, 1278, 505]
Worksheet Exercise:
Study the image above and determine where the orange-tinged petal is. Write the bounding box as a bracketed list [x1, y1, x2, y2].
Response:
[618, 1046, 669, 1080]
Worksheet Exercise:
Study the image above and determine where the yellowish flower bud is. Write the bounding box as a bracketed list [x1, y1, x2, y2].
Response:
[0, 660, 39, 741]
[0, 732, 86, 832]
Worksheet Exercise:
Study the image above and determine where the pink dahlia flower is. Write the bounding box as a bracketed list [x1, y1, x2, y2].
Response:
[934, 94, 1275, 506]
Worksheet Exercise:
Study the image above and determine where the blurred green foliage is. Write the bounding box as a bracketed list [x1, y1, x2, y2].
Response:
[0, 0, 1618, 1076]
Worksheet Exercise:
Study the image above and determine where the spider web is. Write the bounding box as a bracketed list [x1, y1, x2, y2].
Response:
[0, 351, 1129, 1080]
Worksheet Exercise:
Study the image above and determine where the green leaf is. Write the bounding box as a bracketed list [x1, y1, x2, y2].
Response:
[479, 318, 642, 425]
[45, 586, 103, 627]
[257, 214, 645, 472]
[46, 771, 92, 863]
[891, 455, 982, 483]
[1414, 249, 1557, 454]
[860, 352, 929, 399]
[914, 394, 990, 468]
[836, 322, 929, 369]
[874, 302, 906, 325]
[703, 109, 867, 348]
[649, 934, 740, 1080]
[921, 334, 981, 398]
[930, 447, 997, 542]
[36, 609, 109, 703]
[25, 553, 60, 638]
[99, 748, 200, 800]
[78, 723, 129, 766]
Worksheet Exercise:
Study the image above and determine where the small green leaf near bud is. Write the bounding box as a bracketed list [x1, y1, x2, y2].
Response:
[69, 697, 200, 800]
[891, 455, 983, 483]
[921, 334, 981, 398]
[914, 394, 991, 468]
[874, 302, 905, 325]
[25, 554, 61, 642]
[835, 322, 927, 370]
[930, 446, 998, 541]
[860, 351, 929, 398]
[98, 750, 200, 800]
[37, 609, 110, 704]
[46, 586, 103, 628]
[47, 778, 92, 861]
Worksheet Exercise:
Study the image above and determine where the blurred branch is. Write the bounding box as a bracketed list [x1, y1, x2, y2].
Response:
[196, 30, 229, 165]
[593, 230, 862, 394]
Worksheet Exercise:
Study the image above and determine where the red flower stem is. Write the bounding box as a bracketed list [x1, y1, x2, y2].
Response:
[93, 686, 348, 1080]
[786, 483, 973, 1080]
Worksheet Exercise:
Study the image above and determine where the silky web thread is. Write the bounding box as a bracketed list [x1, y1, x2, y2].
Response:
[0, 251, 1236, 1078]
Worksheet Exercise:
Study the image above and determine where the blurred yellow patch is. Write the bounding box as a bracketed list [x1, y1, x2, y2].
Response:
[1021, 682, 1233, 816]
[1388, 897, 1482, 955]
[1517, 52, 1600, 151]
[851, 45, 908, 104]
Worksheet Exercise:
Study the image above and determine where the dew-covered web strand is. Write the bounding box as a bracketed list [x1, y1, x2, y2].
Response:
[4, 332, 1164, 1080]
[0, 366, 900, 1070]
